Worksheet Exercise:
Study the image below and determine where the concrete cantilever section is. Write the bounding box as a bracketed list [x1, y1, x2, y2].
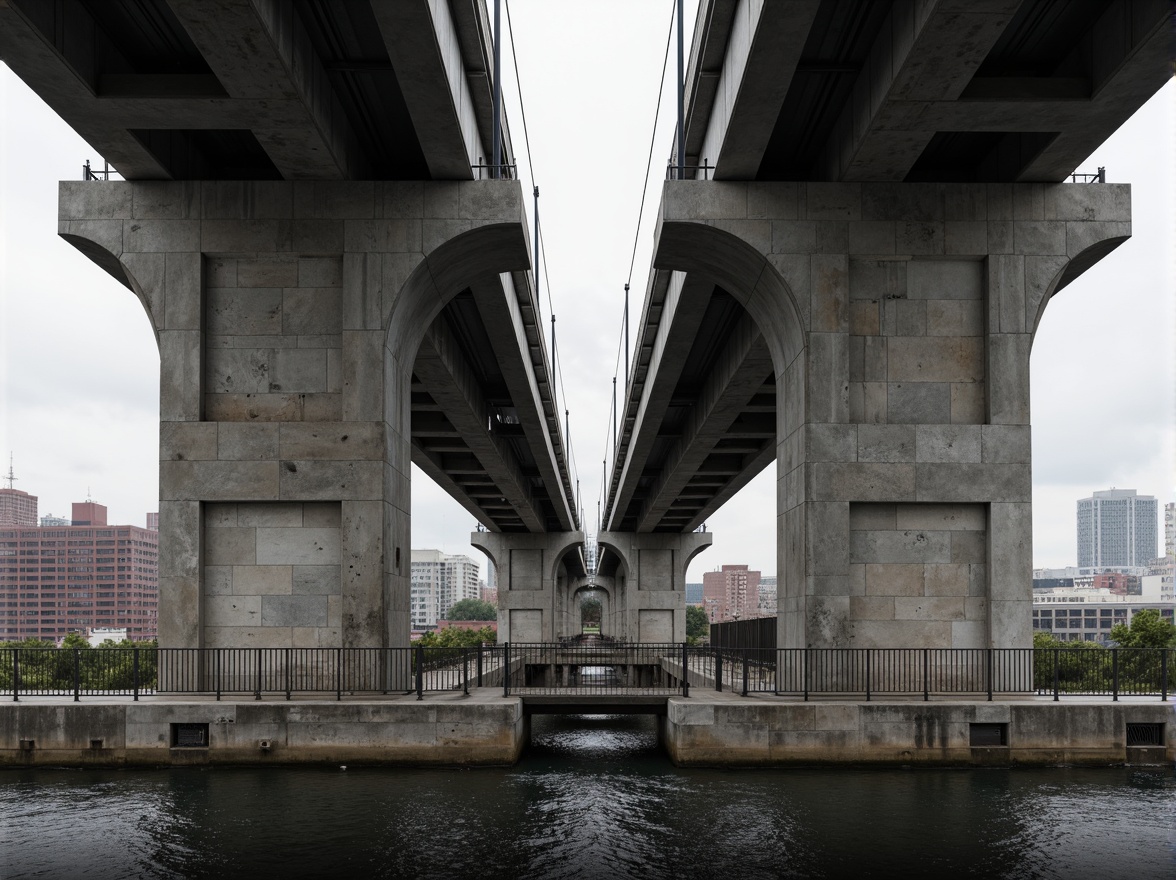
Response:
[58, 178, 569, 652]
[640, 179, 1131, 652]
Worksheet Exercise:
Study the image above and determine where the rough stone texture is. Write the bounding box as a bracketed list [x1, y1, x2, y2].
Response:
[656, 181, 1130, 650]
[202, 503, 342, 648]
[62, 180, 530, 650]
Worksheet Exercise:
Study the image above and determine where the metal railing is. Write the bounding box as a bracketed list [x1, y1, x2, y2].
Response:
[2, 646, 504, 702]
[2, 645, 1170, 702]
[471, 158, 517, 180]
[666, 159, 715, 180]
[82, 160, 116, 181]
[1069, 166, 1106, 183]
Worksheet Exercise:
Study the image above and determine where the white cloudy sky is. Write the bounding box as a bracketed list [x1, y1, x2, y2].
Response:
[1, 3, 1172, 583]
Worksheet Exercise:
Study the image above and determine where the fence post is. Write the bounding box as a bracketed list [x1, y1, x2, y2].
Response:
[1162, 649, 1169, 703]
[986, 648, 993, 702]
[73, 648, 81, 702]
[12, 649, 19, 702]
[337, 647, 343, 702]
[503, 643, 511, 697]
[216, 649, 222, 701]
[133, 648, 140, 702]
[865, 650, 871, 702]
[254, 648, 262, 701]
[922, 648, 929, 702]
[742, 648, 749, 697]
[715, 647, 722, 693]
[681, 642, 689, 698]
[1053, 648, 1059, 701]
[462, 647, 469, 696]
[803, 649, 809, 702]
[285, 648, 292, 701]
[477, 643, 484, 687]
[415, 646, 424, 700]
[1111, 649, 1119, 702]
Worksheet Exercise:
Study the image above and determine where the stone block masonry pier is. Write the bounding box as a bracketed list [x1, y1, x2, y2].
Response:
[58, 179, 541, 654]
[642, 180, 1132, 652]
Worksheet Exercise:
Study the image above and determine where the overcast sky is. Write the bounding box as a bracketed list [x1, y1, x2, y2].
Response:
[1, 3, 1172, 584]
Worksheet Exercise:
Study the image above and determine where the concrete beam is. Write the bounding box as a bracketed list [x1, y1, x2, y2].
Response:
[637, 313, 774, 532]
[373, 0, 484, 180]
[607, 271, 715, 530]
[818, 0, 1021, 182]
[411, 321, 546, 533]
[690, 0, 822, 179]
[165, 0, 365, 179]
[469, 272, 577, 531]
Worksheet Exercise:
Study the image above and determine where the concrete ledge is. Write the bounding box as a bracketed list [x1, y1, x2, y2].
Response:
[0, 695, 526, 767]
[661, 698, 1176, 767]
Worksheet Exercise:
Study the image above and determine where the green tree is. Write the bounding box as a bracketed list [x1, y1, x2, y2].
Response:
[1109, 609, 1176, 649]
[445, 598, 497, 621]
[412, 626, 496, 647]
[686, 605, 709, 643]
[579, 597, 602, 626]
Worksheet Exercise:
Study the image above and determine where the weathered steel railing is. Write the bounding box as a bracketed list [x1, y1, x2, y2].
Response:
[1, 645, 1170, 702]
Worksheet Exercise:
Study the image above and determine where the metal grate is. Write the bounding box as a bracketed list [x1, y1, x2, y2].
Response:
[1125, 723, 1164, 747]
[969, 723, 1008, 747]
[171, 723, 208, 748]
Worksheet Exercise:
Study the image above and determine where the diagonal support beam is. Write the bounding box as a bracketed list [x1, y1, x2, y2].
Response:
[636, 312, 774, 532]
[412, 318, 546, 533]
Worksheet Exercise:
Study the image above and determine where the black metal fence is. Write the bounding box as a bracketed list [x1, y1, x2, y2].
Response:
[709, 617, 776, 666]
[2, 645, 1170, 701]
[2, 646, 504, 702]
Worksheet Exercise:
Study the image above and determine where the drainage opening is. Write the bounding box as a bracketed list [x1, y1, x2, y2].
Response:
[969, 722, 1008, 747]
[1126, 723, 1164, 747]
[171, 723, 209, 748]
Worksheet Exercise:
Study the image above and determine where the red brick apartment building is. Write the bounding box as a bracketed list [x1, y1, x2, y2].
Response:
[0, 500, 159, 642]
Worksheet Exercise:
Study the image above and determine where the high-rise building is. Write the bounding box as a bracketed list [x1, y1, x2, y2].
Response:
[0, 489, 37, 526]
[1076, 489, 1158, 569]
[146, 512, 159, 531]
[702, 564, 761, 622]
[0, 498, 159, 642]
[410, 549, 480, 629]
[1165, 502, 1175, 560]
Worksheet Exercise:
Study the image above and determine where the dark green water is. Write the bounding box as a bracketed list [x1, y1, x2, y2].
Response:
[2, 715, 1174, 879]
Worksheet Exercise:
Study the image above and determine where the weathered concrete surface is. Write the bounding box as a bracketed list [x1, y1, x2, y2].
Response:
[645, 180, 1131, 652]
[661, 698, 1176, 767]
[60, 180, 535, 653]
[0, 695, 526, 767]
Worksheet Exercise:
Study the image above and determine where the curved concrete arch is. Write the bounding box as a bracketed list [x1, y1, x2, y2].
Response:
[1029, 235, 1131, 343]
[58, 234, 160, 348]
[654, 219, 806, 377]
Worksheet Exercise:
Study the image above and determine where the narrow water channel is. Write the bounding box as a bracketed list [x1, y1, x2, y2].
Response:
[2, 715, 1174, 879]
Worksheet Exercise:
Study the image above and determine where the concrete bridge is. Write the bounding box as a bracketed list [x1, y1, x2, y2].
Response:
[1, 0, 1170, 653]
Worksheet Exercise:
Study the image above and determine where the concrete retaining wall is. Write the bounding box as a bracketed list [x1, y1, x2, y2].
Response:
[0, 698, 526, 767]
[661, 699, 1175, 766]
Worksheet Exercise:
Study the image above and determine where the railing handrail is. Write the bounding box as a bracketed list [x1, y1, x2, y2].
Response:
[2, 645, 1170, 702]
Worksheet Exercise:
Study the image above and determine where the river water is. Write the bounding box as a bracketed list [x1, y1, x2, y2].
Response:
[3, 714, 1174, 879]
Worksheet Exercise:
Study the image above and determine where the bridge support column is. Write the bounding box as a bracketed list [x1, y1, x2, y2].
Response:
[657, 180, 1130, 649]
[594, 532, 712, 642]
[471, 531, 585, 643]
[60, 180, 528, 649]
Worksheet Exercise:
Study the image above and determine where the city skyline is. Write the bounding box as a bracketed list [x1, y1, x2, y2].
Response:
[1, 4, 1173, 579]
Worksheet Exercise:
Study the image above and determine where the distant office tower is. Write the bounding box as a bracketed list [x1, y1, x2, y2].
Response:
[1166, 503, 1175, 560]
[410, 549, 480, 629]
[0, 488, 37, 526]
[146, 512, 159, 531]
[0, 497, 159, 642]
[685, 582, 703, 606]
[39, 513, 71, 526]
[702, 564, 761, 622]
[1076, 489, 1158, 569]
